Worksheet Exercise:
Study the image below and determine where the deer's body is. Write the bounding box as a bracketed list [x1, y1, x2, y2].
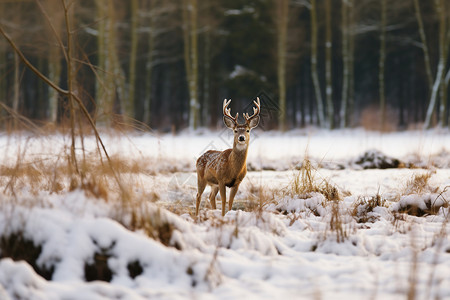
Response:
[196, 98, 260, 216]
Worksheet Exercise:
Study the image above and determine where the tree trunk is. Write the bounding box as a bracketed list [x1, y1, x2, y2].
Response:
[340, 0, 349, 128]
[325, 0, 333, 129]
[310, 0, 325, 127]
[13, 52, 20, 129]
[424, 0, 447, 128]
[143, 1, 155, 125]
[438, 0, 448, 127]
[95, 0, 124, 126]
[424, 59, 445, 129]
[379, 0, 387, 131]
[446, 68, 450, 126]
[202, 24, 211, 128]
[183, 0, 199, 130]
[348, 0, 355, 127]
[276, 0, 289, 130]
[0, 5, 5, 125]
[127, 0, 139, 120]
[48, 43, 61, 124]
[95, 0, 109, 125]
[413, 0, 433, 92]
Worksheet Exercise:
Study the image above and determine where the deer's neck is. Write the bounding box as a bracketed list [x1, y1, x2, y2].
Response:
[230, 142, 248, 171]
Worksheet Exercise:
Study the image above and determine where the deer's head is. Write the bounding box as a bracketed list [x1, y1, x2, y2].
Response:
[223, 98, 260, 151]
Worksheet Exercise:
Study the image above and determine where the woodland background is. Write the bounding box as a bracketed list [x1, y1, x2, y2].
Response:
[0, 0, 449, 132]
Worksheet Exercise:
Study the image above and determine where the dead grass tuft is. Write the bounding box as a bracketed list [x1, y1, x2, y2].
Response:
[352, 193, 387, 223]
[245, 181, 276, 213]
[289, 158, 341, 201]
[328, 200, 348, 243]
[404, 171, 438, 195]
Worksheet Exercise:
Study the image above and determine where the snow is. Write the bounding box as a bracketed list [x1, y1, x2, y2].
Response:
[0, 128, 449, 299]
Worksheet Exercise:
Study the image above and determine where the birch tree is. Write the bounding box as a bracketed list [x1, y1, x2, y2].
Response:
[437, 0, 448, 127]
[276, 0, 289, 130]
[347, 0, 355, 127]
[340, 0, 350, 128]
[413, 0, 433, 92]
[310, 0, 325, 127]
[127, 0, 139, 120]
[182, 0, 199, 130]
[143, 0, 156, 125]
[379, 0, 387, 130]
[0, 3, 4, 119]
[95, 0, 125, 125]
[40, 0, 64, 124]
[424, 0, 448, 128]
[12, 52, 20, 128]
[325, 0, 333, 128]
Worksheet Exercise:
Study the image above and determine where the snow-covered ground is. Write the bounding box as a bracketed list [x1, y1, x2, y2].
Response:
[0, 129, 449, 299]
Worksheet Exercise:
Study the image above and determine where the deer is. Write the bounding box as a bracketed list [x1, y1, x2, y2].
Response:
[195, 97, 260, 216]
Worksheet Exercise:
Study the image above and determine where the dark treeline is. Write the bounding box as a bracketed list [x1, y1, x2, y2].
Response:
[0, 0, 449, 131]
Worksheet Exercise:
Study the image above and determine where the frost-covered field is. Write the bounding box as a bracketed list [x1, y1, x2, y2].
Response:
[0, 129, 450, 299]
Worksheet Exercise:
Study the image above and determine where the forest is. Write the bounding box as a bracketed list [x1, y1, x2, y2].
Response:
[0, 0, 449, 131]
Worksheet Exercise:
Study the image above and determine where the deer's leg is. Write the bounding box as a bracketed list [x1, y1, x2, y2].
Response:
[195, 178, 206, 216]
[209, 186, 219, 209]
[219, 183, 227, 216]
[228, 184, 240, 212]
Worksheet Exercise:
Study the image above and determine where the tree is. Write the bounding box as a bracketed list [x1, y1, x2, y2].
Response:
[325, 0, 333, 128]
[413, 0, 433, 92]
[276, 0, 289, 130]
[378, 0, 387, 130]
[95, 0, 125, 126]
[340, 0, 350, 128]
[310, 0, 325, 127]
[38, 0, 64, 124]
[437, 0, 448, 127]
[127, 0, 139, 121]
[424, 0, 448, 128]
[142, 0, 156, 125]
[182, 0, 199, 130]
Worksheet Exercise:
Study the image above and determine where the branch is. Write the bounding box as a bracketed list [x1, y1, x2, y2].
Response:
[0, 25, 69, 96]
[35, 0, 68, 63]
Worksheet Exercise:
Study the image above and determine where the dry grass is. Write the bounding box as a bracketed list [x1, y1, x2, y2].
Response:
[0, 152, 150, 197]
[328, 200, 348, 243]
[352, 193, 387, 223]
[0, 134, 178, 249]
[289, 158, 340, 201]
[404, 171, 437, 195]
[244, 180, 276, 212]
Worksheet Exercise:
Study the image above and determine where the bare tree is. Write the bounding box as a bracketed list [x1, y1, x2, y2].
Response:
[127, 0, 139, 120]
[310, 0, 325, 127]
[347, 0, 355, 127]
[437, 0, 448, 127]
[38, 0, 64, 124]
[379, 0, 387, 130]
[95, 0, 125, 125]
[276, 0, 289, 130]
[413, 0, 433, 92]
[142, 0, 156, 125]
[182, 0, 199, 130]
[325, 0, 333, 128]
[340, 0, 350, 128]
[424, 0, 448, 128]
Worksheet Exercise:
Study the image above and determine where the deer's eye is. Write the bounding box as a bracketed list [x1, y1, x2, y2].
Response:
[234, 130, 237, 133]
[246, 130, 249, 133]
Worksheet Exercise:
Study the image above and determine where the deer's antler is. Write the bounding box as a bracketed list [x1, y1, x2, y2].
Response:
[223, 99, 238, 124]
[244, 97, 261, 122]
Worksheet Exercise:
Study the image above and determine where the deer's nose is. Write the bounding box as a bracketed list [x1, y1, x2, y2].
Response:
[238, 135, 245, 142]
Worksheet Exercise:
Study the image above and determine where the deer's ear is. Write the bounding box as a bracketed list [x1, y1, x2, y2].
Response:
[223, 116, 236, 129]
[248, 115, 260, 129]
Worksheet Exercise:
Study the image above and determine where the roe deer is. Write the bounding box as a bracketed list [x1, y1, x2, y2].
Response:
[195, 98, 260, 216]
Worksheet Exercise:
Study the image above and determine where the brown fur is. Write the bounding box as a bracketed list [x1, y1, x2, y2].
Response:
[195, 99, 260, 216]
